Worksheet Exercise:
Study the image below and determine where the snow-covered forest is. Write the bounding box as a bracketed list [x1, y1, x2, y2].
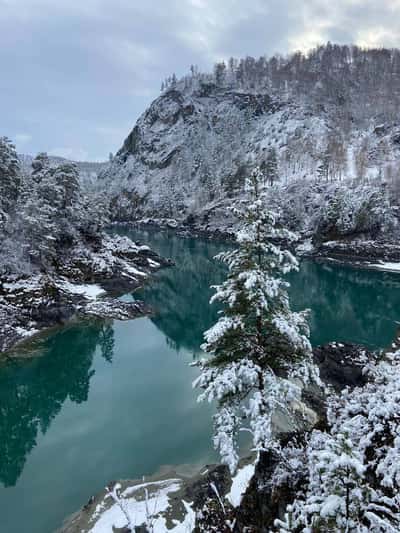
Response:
[0, 138, 107, 276]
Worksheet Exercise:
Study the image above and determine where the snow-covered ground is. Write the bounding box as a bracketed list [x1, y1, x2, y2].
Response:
[0, 232, 167, 355]
[226, 463, 255, 507]
[89, 479, 195, 533]
[56, 280, 105, 299]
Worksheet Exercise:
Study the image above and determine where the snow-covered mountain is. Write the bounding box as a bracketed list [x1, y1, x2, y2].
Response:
[99, 88, 325, 218]
[99, 44, 400, 238]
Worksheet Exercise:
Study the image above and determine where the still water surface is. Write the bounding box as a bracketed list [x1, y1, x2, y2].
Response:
[0, 229, 400, 533]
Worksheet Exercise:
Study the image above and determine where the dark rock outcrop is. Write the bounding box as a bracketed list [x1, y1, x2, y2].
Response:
[313, 342, 373, 392]
[235, 446, 305, 533]
[316, 239, 400, 264]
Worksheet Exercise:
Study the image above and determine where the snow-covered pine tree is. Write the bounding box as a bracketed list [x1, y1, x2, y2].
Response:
[0, 136, 20, 232]
[16, 154, 58, 267]
[194, 168, 317, 473]
[31, 152, 50, 182]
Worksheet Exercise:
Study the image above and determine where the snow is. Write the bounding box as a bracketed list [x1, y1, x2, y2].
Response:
[277, 349, 400, 531]
[296, 238, 314, 254]
[89, 479, 195, 533]
[2, 277, 42, 292]
[56, 280, 105, 299]
[320, 494, 343, 518]
[124, 264, 147, 277]
[14, 326, 38, 338]
[226, 463, 255, 507]
[370, 261, 400, 273]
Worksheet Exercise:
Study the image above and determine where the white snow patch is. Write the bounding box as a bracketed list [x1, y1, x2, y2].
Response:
[370, 261, 400, 273]
[226, 463, 255, 507]
[296, 238, 314, 254]
[321, 240, 340, 247]
[15, 326, 38, 338]
[170, 500, 195, 532]
[89, 479, 194, 533]
[124, 264, 147, 277]
[57, 280, 105, 299]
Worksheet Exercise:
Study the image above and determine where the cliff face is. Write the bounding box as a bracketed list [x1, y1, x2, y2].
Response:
[100, 48, 400, 232]
[118, 88, 274, 165]
[100, 84, 332, 220]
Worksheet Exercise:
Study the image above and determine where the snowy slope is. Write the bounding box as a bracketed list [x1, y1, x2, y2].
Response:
[98, 45, 400, 245]
[102, 86, 400, 220]
[99, 88, 329, 218]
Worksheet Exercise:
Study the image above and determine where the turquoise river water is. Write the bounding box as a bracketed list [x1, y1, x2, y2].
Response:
[0, 228, 400, 533]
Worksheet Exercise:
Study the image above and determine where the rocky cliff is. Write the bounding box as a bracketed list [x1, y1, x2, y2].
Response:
[100, 83, 328, 221]
[99, 46, 400, 235]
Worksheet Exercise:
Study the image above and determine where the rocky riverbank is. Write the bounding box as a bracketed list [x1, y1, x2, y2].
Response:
[60, 342, 373, 533]
[0, 233, 172, 357]
[314, 238, 400, 271]
[117, 218, 400, 274]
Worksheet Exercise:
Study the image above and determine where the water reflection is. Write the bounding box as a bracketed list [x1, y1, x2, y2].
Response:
[288, 261, 400, 348]
[131, 229, 228, 353]
[0, 320, 114, 487]
[128, 228, 400, 351]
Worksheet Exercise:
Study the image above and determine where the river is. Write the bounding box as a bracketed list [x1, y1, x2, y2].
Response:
[0, 228, 400, 533]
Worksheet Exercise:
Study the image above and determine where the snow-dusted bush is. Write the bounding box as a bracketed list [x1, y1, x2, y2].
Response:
[317, 185, 397, 239]
[276, 350, 400, 532]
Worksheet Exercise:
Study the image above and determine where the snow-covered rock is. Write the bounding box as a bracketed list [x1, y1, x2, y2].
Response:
[0, 232, 170, 356]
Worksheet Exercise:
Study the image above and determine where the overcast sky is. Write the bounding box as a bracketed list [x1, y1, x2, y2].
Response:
[1, 0, 400, 161]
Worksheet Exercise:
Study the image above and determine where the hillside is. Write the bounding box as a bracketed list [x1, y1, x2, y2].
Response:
[99, 44, 400, 247]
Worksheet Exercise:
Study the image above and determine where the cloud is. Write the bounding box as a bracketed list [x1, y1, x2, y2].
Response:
[1, 0, 400, 160]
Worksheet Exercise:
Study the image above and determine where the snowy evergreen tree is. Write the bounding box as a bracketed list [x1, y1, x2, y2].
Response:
[317, 149, 331, 182]
[0, 136, 20, 232]
[214, 61, 227, 86]
[19, 178, 58, 267]
[194, 168, 318, 472]
[31, 152, 50, 181]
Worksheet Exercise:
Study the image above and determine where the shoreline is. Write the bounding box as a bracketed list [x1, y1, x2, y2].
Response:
[0, 233, 172, 359]
[115, 218, 400, 273]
